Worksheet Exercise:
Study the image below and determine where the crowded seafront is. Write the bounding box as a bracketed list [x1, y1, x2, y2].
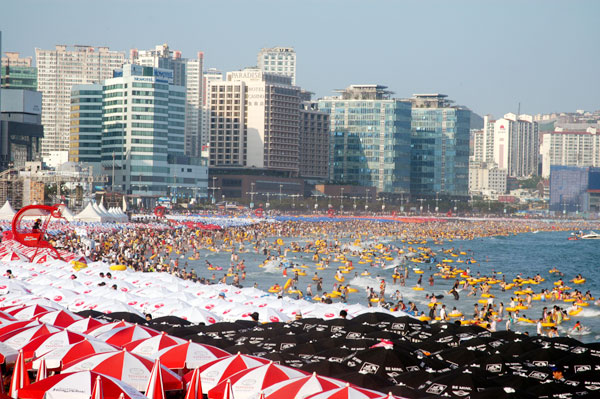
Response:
[0, 214, 599, 398]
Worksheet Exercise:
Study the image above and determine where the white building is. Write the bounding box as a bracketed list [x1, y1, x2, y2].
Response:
[102, 64, 207, 205]
[201, 69, 223, 150]
[483, 113, 539, 177]
[208, 68, 300, 172]
[541, 128, 600, 178]
[35, 45, 125, 163]
[257, 47, 296, 85]
[469, 161, 507, 197]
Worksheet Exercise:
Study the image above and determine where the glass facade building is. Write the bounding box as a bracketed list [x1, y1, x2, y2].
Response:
[69, 84, 102, 165]
[549, 166, 600, 213]
[318, 85, 411, 193]
[410, 94, 470, 196]
[1, 65, 37, 90]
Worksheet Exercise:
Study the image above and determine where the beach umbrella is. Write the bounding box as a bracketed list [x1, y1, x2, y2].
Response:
[184, 367, 203, 399]
[0, 341, 17, 364]
[8, 304, 57, 321]
[30, 338, 118, 370]
[0, 323, 61, 350]
[0, 320, 40, 338]
[0, 311, 16, 323]
[302, 383, 384, 399]
[34, 359, 47, 382]
[0, 281, 31, 296]
[300, 360, 354, 377]
[15, 371, 147, 399]
[91, 375, 103, 399]
[62, 350, 183, 391]
[183, 353, 270, 393]
[207, 362, 308, 399]
[351, 312, 397, 324]
[9, 349, 29, 398]
[262, 351, 306, 369]
[99, 312, 147, 325]
[393, 370, 437, 390]
[333, 372, 394, 391]
[262, 372, 346, 399]
[85, 320, 132, 337]
[469, 387, 537, 399]
[37, 309, 83, 328]
[171, 307, 221, 324]
[345, 346, 427, 379]
[96, 324, 160, 347]
[154, 341, 230, 369]
[66, 316, 105, 334]
[149, 315, 192, 327]
[20, 330, 89, 358]
[123, 332, 186, 357]
[1, 250, 29, 262]
[416, 368, 497, 398]
[144, 358, 165, 399]
[222, 379, 234, 399]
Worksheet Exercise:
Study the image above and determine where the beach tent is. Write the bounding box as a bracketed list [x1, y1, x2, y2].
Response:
[74, 203, 105, 222]
[0, 201, 16, 220]
[59, 205, 75, 222]
[93, 202, 114, 222]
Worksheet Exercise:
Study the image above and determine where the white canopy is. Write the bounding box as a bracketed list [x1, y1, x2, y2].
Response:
[58, 205, 75, 222]
[0, 201, 16, 220]
[74, 202, 105, 222]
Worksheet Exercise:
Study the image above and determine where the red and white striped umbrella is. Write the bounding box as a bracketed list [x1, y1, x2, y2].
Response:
[85, 320, 132, 337]
[1, 250, 29, 262]
[31, 253, 56, 264]
[15, 371, 147, 399]
[263, 372, 347, 399]
[144, 358, 165, 399]
[31, 338, 118, 370]
[91, 374, 103, 399]
[0, 341, 17, 364]
[95, 324, 160, 347]
[8, 304, 58, 321]
[184, 367, 203, 399]
[0, 280, 31, 296]
[35, 358, 47, 382]
[38, 309, 83, 328]
[9, 349, 29, 398]
[0, 310, 16, 323]
[123, 332, 186, 358]
[155, 341, 230, 369]
[303, 384, 385, 399]
[208, 362, 308, 399]
[0, 323, 61, 350]
[66, 316, 105, 334]
[62, 350, 183, 391]
[20, 329, 89, 358]
[184, 353, 270, 393]
[0, 319, 39, 337]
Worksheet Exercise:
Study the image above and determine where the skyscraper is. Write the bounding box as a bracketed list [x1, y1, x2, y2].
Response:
[257, 47, 296, 85]
[318, 85, 412, 193]
[410, 94, 471, 196]
[69, 84, 102, 167]
[208, 68, 301, 172]
[1, 52, 37, 90]
[299, 101, 330, 180]
[35, 45, 125, 162]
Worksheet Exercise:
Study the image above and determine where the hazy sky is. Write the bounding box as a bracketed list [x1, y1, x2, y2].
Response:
[2, 0, 598, 117]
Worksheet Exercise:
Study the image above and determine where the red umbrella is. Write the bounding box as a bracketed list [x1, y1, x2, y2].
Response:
[20, 329, 88, 358]
[263, 372, 346, 399]
[9, 349, 30, 398]
[183, 353, 270, 393]
[95, 324, 159, 347]
[0, 320, 39, 337]
[30, 338, 118, 370]
[16, 371, 147, 399]
[223, 379, 234, 399]
[62, 350, 183, 391]
[145, 358, 165, 399]
[0, 311, 16, 323]
[208, 362, 308, 399]
[155, 341, 229, 369]
[85, 320, 131, 337]
[303, 384, 385, 399]
[184, 367, 203, 399]
[35, 358, 47, 382]
[0, 323, 61, 350]
[37, 309, 83, 328]
[91, 375, 103, 399]
[66, 316, 104, 334]
[123, 331, 186, 357]
[8, 304, 57, 321]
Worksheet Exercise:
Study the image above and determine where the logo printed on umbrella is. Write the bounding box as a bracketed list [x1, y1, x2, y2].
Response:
[53, 296, 63, 301]
[486, 364, 502, 373]
[452, 389, 471, 397]
[426, 383, 447, 395]
[528, 371, 548, 380]
[574, 365, 591, 373]
[128, 367, 145, 376]
[359, 362, 379, 374]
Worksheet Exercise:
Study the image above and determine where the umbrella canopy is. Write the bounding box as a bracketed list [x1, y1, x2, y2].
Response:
[9, 349, 29, 397]
[1, 250, 29, 262]
[65, 316, 105, 334]
[95, 324, 160, 347]
[123, 332, 186, 357]
[208, 362, 308, 399]
[19, 330, 89, 358]
[16, 371, 147, 399]
[85, 320, 132, 337]
[38, 310, 83, 328]
[0, 323, 61, 350]
[303, 383, 385, 399]
[30, 338, 118, 370]
[62, 350, 183, 391]
[185, 367, 203, 399]
[183, 353, 270, 393]
[144, 358, 165, 399]
[0, 341, 18, 364]
[8, 304, 57, 321]
[263, 372, 346, 399]
[155, 341, 230, 369]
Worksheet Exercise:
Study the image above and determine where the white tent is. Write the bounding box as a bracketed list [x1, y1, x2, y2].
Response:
[93, 202, 114, 222]
[74, 202, 105, 222]
[0, 201, 16, 220]
[58, 205, 75, 222]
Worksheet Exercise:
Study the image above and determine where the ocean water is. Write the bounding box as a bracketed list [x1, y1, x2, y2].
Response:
[182, 229, 599, 343]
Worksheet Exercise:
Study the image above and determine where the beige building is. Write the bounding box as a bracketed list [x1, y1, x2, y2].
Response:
[299, 102, 329, 179]
[1, 52, 32, 67]
[257, 47, 296, 85]
[541, 128, 600, 178]
[35, 45, 125, 162]
[469, 161, 507, 197]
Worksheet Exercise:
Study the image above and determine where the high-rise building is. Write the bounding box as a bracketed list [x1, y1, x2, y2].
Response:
[35, 45, 125, 162]
[483, 113, 539, 178]
[208, 68, 301, 173]
[541, 128, 600, 178]
[299, 101, 329, 180]
[318, 85, 412, 193]
[549, 166, 600, 213]
[101, 64, 207, 204]
[201, 69, 223, 149]
[131, 45, 205, 158]
[1, 52, 37, 90]
[257, 47, 296, 85]
[410, 94, 471, 196]
[69, 84, 102, 167]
